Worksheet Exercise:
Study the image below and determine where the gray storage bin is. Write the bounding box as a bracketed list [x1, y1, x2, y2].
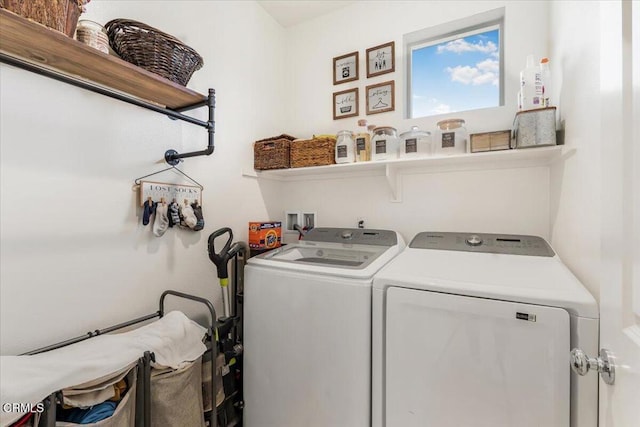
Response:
[150, 358, 205, 427]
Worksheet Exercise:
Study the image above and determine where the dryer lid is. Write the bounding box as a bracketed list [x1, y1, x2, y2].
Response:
[409, 232, 555, 257]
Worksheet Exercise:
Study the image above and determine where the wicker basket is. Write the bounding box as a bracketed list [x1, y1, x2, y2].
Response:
[0, 0, 82, 37]
[104, 19, 204, 86]
[254, 134, 296, 170]
[290, 137, 336, 168]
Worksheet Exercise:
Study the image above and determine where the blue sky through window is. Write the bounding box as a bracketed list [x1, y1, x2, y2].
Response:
[411, 29, 500, 117]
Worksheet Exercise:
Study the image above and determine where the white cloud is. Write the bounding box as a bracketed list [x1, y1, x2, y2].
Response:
[430, 103, 452, 114]
[477, 58, 498, 73]
[412, 97, 452, 117]
[446, 58, 499, 86]
[437, 38, 497, 55]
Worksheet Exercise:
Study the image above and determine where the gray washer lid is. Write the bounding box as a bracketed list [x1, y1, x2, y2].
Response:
[303, 227, 398, 247]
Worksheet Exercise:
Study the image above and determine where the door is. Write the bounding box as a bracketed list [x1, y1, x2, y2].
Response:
[385, 287, 570, 427]
[598, 0, 640, 425]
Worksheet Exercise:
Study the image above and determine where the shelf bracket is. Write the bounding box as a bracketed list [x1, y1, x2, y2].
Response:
[385, 164, 402, 203]
[0, 53, 215, 165]
[164, 88, 216, 165]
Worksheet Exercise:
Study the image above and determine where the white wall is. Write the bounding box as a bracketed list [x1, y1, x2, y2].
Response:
[0, 0, 605, 355]
[283, 0, 549, 137]
[0, 1, 285, 354]
[548, 1, 602, 298]
[265, 1, 553, 246]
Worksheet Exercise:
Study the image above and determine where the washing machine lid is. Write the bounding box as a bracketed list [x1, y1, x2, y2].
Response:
[373, 232, 598, 318]
[248, 228, 405, 279]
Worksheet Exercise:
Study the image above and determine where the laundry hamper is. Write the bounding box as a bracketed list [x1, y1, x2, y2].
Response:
[56, 364, 138, 426]
[150, 357, 205, 427]
[201, 353, 225, 413]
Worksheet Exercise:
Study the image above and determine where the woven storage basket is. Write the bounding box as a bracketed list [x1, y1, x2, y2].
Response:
[290, 137, 336, 168]
[0, 0, 82, 37]
[254, 134, 296, 170]
[104, 19, 204, 86]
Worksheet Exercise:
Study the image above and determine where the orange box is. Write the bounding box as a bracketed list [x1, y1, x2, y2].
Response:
[249, 222, 282, 250]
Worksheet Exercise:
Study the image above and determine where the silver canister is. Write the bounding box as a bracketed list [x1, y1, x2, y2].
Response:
[512, 107, 557, 148]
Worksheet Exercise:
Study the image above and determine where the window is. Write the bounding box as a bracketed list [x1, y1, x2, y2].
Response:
[405, 9, 504, 118]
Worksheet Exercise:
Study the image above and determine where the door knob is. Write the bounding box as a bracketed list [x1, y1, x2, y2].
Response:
[570, 348, 615, 385]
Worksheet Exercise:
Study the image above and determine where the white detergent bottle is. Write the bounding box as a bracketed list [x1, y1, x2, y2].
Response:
[520, 54, 544, 110]
[539, 57, 552, 107]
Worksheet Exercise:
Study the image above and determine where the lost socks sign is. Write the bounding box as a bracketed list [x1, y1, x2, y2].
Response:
[139, 181, 202, 207]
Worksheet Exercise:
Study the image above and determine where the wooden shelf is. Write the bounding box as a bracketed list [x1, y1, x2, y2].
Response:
[0, 9, 206, 110]
[245, 146, 567, 202]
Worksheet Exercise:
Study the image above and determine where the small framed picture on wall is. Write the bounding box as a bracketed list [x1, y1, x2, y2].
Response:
[366, 80, 395, 115]
[333, 88, 359, 120]
[333, 51, 359, 85]
[366, 41, 395, 78]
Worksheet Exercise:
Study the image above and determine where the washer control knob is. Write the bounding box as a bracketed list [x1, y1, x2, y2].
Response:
[341, 230, 354, 239]
[466, 235, 483, 246]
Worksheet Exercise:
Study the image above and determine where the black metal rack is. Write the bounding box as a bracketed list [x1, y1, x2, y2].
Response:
[0, 52, 216, 166]
[17, 290, 218, 427]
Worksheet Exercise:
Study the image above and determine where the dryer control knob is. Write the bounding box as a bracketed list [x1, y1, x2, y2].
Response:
[466, 235, 483, 246]
[341, 230, 354, 239]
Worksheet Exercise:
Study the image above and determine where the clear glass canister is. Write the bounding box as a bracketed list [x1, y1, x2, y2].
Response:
[75, 20, 109, 54]
[354, 119, 371, 162]
[399, 126, 433, 158]
[354, 132, 371, 162]
[371, 126, 399, 161]
[435, 119, 467, 155]
[335, 130, 355, 164]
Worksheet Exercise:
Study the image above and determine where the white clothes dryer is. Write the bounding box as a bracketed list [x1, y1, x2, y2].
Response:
[244, 227, 405, 427]
[372, 232, 598, 427]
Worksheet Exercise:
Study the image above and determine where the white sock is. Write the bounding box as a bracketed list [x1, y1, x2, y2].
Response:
[153, 201, 169, 237]
[180, 200, 198, 229]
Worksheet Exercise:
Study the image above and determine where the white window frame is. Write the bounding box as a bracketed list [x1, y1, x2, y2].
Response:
[404, 8, 505, 119]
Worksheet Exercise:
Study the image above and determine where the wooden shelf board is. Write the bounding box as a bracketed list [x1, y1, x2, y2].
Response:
[0, 9, 206, 110]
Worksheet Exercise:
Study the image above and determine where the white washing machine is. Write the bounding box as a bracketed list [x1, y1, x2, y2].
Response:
[372, 232, 599, 427]
[244, 227, 405, 427]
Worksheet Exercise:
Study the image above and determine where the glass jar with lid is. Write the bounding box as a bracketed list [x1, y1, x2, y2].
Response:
[371, 126, 400, 161]
[75, 20, 110, 54]
[435, 119, 467, 155]
[399, 126, 433, 158]
[335, 130, 355, 164]
[354, 119, 371, 162]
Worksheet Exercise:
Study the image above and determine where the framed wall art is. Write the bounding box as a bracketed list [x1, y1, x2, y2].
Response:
[333, 51, 359, 85]
[366, 80, 395, 115]
[366, 41, 395, 78]
[333, 88, 359, 120]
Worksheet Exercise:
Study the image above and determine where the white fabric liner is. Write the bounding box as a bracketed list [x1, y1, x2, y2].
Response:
[0, 311, 207, 427]
[62, 365, 133, 409]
